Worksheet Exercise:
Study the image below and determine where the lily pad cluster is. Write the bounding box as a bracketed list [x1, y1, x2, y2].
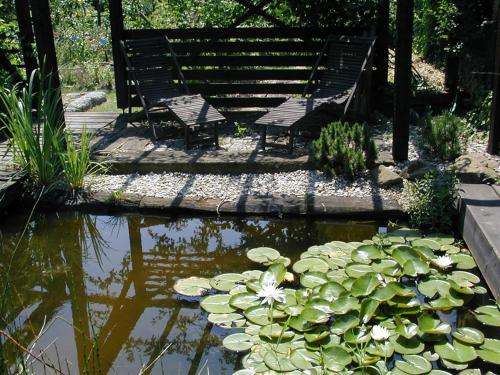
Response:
[174, 230, 500, 375]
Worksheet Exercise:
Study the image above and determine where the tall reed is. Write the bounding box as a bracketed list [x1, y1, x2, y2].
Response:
[0, 70, 65, 189]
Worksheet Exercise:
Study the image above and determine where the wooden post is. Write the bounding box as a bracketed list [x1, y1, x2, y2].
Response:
[374, 0, 390, 89]
[29, 0, 64, 121]
[393, 0, 414, 161]
[15, 0, 38, 80]
[488, 3, 500, 155]
[108, 0, 127, 109]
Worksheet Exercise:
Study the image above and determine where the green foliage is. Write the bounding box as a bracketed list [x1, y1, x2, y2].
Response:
[414, 0, 460, 67]
[465, 90, 492, 131]
[422, 112, 467, 161]
[0, 70, 65, 188]
[402, 171, 458, 232]
[235, 123, 251, 138]
[175, 230, 498, 374]
[60, 128, 105, 192]
[312, 121, 377, 180]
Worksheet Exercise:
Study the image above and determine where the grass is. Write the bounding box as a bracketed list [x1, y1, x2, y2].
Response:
[90, 90, 119, 112]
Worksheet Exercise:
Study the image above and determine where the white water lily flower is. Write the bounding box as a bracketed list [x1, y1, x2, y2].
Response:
[432, 255, 454, 269]
[257, 279, 286, 305]
[371, 325, 390, 341]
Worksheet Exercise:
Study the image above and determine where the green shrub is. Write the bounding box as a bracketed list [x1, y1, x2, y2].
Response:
[0, 70, 65, 189]
[312, 121, 377, 180]
[422, 112, 466, 161]
[465, 90, 492, 131]
[402, 170, 458, 232]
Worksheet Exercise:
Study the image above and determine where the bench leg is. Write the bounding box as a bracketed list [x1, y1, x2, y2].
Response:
[261, 125, 267, 150]
[289, 127, 295, 154]
[214, 122, 219, 149]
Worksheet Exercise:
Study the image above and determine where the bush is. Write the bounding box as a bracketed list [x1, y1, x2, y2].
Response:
[312, 121, 377, 180]
[402, 170, 458, 232]
[422, 112, 467, 161]
[465, 90, 492, 131]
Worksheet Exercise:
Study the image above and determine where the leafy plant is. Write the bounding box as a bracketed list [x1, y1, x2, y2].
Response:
[465, 90, 492, 131]
[312, 121, 377, 180]
[421, 112, 467, 161]
[235, 123, 251, 138]
[402, 171, 458, 232]
[0, 69, 65, 189]
[175, 230, 499, 374]
[59, 128, 105, 193]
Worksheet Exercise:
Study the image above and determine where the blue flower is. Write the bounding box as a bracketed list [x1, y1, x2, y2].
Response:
[99, 38, 108, 46]
[70, 35, 78, 42]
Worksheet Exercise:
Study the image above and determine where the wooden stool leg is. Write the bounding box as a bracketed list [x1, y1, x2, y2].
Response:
[214, 122, 219, 149]
[261, 125, 267, 150]
[289, 127, 295, 154]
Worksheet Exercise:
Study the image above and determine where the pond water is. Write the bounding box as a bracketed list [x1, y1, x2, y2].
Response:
[0, 211, 383, 374]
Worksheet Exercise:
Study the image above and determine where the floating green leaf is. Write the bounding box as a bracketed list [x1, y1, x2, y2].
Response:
[300, 272, 328, 288]
[264, 350, 297, 372]
[450, 254, 477, 270]
[301, 307, 330, 324]
[293, 257, 330, 274]
[351, 245, 382, 264]
[330, 312, 359, 335]
[412, 238, 441, 250]
[222, 333, 253, 352]
[323, 346, 352, 371]
[259, 323, 294, 340]
[290, 348, 320, 369]
[477, 338, 500, 364]
[418, 279, 451, 298]
[207, 313, 245, 328]
[345, 263, 373, 278]
[173, 276, 212, 296]
[474, 305, 500, 327]
[244, 305, 271, 326]
[351, 274, 380, 297]
[319, 281, 346, 302]
[403, 258, 430, 277]
[418, 314, 451, 335]
[359, 298, 380, 324]
[200, 294, 236, 313]
[395, 355, 432, 375]
[452, 327, 484, 345]
[392, 336, 425, 355]
[210, 273, 245, 291]
[229, 292, 260, 310]
[330, 296, 359, 315]
[246, 247, 280, 264]
[434, 340, 477, 363]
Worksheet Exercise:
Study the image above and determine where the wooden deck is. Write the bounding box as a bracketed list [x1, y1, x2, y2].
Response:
[0, 112, 124, 212]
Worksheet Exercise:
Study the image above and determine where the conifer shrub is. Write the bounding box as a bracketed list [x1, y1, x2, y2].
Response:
[312, 121, 377, 180]
[422, 112, 467, 162]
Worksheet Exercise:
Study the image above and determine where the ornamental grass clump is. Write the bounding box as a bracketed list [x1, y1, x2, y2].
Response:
[312, 121, 377, 180]
[422, 112, 467, 161]
[174, 229, 499, 374]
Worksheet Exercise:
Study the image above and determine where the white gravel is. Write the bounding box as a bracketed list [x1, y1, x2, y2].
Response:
[85, 170, 401, 201]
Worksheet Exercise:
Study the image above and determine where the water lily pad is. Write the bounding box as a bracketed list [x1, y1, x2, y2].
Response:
[323, 346, 352, 371]
[261, 262, 287, 285]
[301, 307, 330, 324]
[413, 245, 435, 260]
[246, 247, 280, 264]
[389, 282, 416, 297]
[259, 323, 294, 340]
[300, 272, 328, 288]
[396, 320, 419, 338]
[330, 296, 359, 315]
[264, 350, 297, 372]
[290, 348, 320, 369]
[451, 254, 477, 270]
[392, 246, 421, 265]
[429, 371, 452, 375]
[351, 274, 380, 297]
[173, 277, 212, 296]
[330, 312, 359, 334]
[293, 257, 330, 274]
[391, 336, 425, 355]
[244, 305, 271, 326]
[391, 228, 422, 240]
[448, 271, 480, 287]
[441, 244, 461, 254]
[232, 370, 257, 375]
[425, 233, 455, 245]
[200, 294, 236, 313]
[345, 263, 373, 278]
[474, 305, 500, 326]
[359, 298, 380, 324]
[208, 313, 245, 328]
[452, 327, 484, 345]
[403, 258, 430, 277]
[242, 351, 268, 373]
[395, 355, 432, 375]
[344, 328, 370, 344]
[366, 341, 395, 357]
[319, 281, 346, 302]
[418, 279, 451, 298]
[423, 351, 439, 361]
[372, 285, 398, 302]
[458, 370, 481, 375]
[428, 294, 464, 310]
[372, 259, 399, 273]
[434, 340, 477, 363]
[477, 338, 500, 364]
[351, 245, 382, 264]
[242, 269, 263, 280]
[418, 314, 451, 335]
[304, 326, 330, 343]
[229, 292, 260, 310]
[223, 333, 253, 352]
[440, 358, 469, 370]
[210, 273, 246, 292]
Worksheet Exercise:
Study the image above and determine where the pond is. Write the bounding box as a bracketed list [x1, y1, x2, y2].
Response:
[0, 211, 383, 374]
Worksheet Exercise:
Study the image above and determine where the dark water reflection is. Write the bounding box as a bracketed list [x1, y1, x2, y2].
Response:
[0, 211, 381, 374]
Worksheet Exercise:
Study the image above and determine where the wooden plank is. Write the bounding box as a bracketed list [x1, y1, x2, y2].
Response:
[186, 83, 311, 95]
[170, 41, 323, 53]
[124, 27, 364, 40]
[489, 2, 500, 155]
[175, 55, 318, 67]
[393, 0, 414, 161]
[182, 69, 318, 81]
[109, 0, 127, 108]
